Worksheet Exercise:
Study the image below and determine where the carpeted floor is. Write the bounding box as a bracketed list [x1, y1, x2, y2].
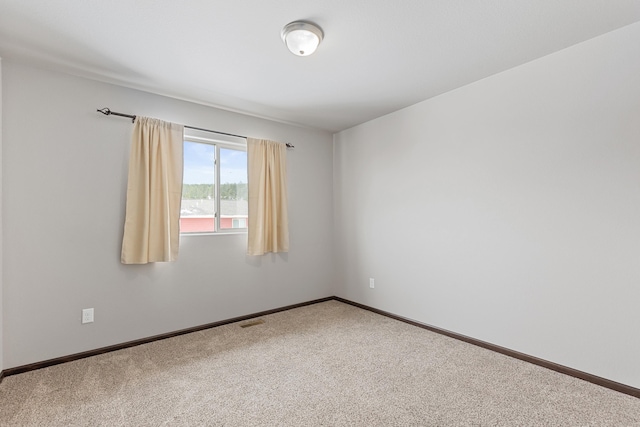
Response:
[1, 300, 639, 426]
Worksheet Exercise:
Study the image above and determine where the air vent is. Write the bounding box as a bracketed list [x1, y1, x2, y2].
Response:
[240, 319, 265, 328]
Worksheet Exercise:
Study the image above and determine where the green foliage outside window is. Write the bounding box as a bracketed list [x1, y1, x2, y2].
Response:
[182, 183, 247, 200]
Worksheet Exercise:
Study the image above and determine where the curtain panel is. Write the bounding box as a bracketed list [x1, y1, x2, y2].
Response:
[121, 117, 184, 264]
[247, 138, 289, 255]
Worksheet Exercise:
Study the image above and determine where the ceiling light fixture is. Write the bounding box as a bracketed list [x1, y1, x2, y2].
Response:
[281, 21, 323, 57]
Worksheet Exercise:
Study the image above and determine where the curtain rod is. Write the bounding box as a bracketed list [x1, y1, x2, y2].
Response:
[96, 107, 294, 148]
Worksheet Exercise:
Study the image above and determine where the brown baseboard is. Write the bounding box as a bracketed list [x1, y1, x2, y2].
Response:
[334, 296, 640, 399]
[3, 295, 639, 399]
[2, 297, 333, 378]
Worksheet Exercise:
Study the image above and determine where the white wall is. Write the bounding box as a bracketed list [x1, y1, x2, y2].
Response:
[1, 61, 335, 369]
[334, 22, 640, 388]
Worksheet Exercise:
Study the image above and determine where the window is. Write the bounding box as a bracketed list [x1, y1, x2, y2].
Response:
[180, 129, 248, 234]
[232, 218, 247, 228]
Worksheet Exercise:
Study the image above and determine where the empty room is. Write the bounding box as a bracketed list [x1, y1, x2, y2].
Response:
[1, 1, 640, 425]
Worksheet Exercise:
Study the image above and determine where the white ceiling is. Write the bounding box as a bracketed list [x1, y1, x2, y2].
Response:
[1, 1, 639, 132]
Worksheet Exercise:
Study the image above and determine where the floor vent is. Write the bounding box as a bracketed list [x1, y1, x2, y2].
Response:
[240, 319, 265, 328]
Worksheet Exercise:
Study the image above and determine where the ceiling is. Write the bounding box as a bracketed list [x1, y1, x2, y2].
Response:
[1, 1, 639, 133]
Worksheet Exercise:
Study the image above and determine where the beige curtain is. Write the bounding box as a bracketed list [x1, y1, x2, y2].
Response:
[121, 117, 184, 264]
[247, 138, 289, 255]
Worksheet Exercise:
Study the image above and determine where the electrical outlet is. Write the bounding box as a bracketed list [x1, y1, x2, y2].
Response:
[369, 278, 375, 289]
[82, 308, 94, 324]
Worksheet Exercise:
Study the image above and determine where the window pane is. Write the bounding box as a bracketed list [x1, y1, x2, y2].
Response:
[219, 147, 248, 230]
[181, 141, 216, 232]
[232, 218, 247, 228]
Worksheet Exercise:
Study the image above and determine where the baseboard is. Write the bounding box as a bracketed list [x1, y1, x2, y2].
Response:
[2, 297, 333, 378]
[334, 296, 640, 399]
[3, 295, 639, 399]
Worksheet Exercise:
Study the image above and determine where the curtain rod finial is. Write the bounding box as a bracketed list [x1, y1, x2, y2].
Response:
[97, 107, 111, 116]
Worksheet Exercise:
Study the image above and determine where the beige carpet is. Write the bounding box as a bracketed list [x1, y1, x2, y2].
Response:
[1, 300, 639, 426]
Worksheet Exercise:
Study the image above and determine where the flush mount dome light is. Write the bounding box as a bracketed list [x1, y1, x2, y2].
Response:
[281, 21, 323, 56]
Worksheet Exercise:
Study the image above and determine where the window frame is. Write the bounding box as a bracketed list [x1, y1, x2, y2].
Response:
[181, 128, 247, 235]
